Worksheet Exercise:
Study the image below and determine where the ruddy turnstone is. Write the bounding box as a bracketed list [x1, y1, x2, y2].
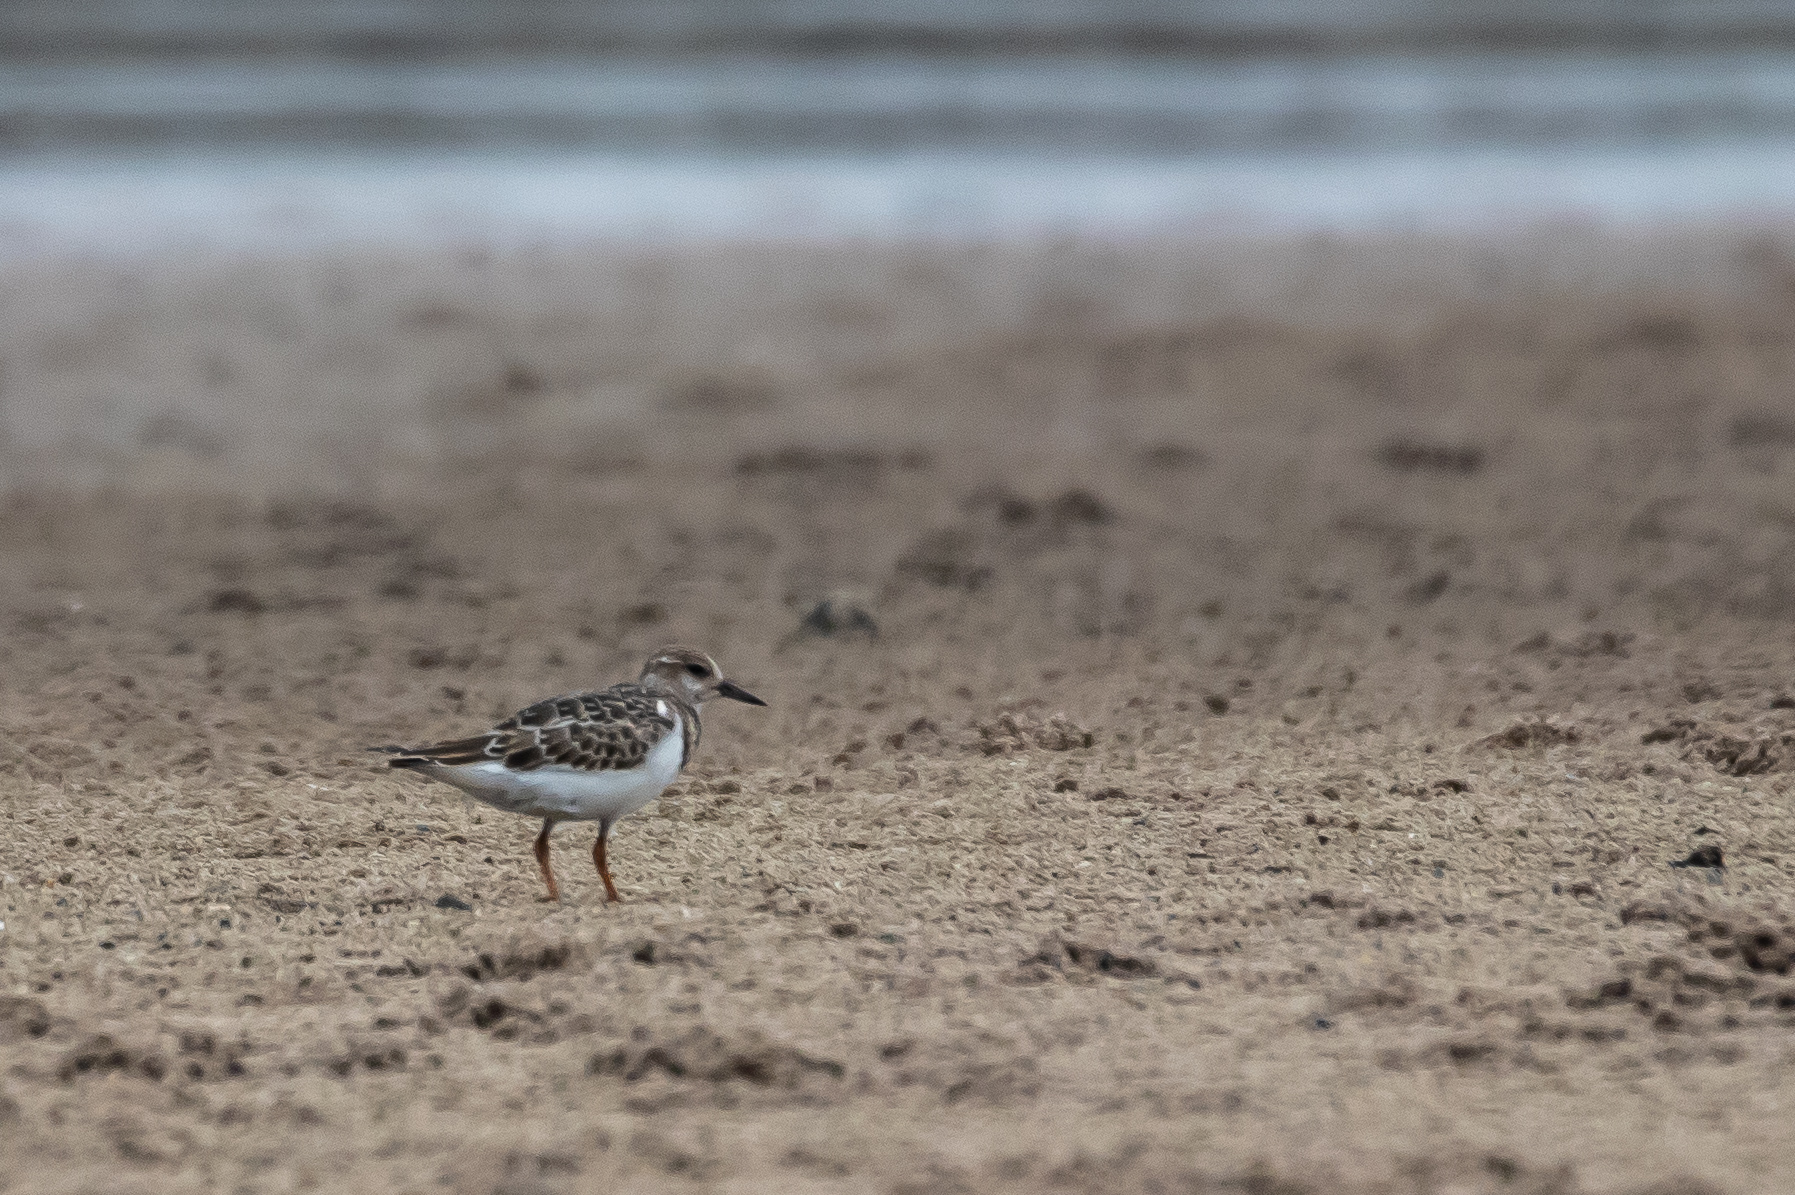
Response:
[379, 646, 766, 903]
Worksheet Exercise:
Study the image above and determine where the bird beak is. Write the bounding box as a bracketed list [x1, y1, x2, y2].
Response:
[715, 679, 768, 706]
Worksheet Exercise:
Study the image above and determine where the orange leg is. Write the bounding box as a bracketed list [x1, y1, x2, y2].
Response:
[533, 819, 560, 903]
[592, 823, 621, 903]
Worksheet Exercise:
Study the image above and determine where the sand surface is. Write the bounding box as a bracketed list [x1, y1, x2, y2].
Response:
[2, 233, 1795, 1193]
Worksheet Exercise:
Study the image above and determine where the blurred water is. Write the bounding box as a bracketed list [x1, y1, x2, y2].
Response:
[5, 143, 1795, 258]
[7, 52, 1795, 153]
[4, 36, 1795, 250]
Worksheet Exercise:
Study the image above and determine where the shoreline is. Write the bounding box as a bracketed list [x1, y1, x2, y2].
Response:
[3, 147, 1795, 263]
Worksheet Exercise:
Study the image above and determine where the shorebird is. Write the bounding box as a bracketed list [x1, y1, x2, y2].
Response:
[379, 646, 766, 902]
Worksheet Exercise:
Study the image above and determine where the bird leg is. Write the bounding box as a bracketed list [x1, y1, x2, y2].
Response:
[533, 819, 560, 903]
[592, 823, 621, 903]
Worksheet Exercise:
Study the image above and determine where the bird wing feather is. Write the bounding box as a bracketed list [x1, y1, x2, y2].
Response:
[392, 684, 677, 773]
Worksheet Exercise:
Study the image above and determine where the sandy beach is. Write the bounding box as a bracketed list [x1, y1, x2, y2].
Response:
[2, 230, 1795, 1193]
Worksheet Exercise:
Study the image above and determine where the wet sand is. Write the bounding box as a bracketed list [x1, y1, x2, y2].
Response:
[2, 231, 1795, 1193]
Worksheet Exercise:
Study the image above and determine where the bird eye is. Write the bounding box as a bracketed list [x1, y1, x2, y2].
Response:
[685, 663, 708, 677]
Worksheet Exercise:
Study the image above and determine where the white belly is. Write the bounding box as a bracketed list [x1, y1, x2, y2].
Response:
[424, 715, 686, 824]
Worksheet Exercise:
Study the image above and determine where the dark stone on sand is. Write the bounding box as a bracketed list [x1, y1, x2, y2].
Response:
[207, 587, 266, 614]
[1047, 488, 1114, 528]
[797, 596, 878, 638]
[1375, 438, 1486, 474]
[1405, 570, 1451, 604]
[434, 894, 473, 911]
[1476, 720, 1580, 750]
[1138, 443, 1207, 470]
[619, 601, 668, 625]
[1670, 845, 1725, 870]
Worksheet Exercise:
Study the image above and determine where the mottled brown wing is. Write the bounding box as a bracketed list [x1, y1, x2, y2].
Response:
[398, 684, 676, 773]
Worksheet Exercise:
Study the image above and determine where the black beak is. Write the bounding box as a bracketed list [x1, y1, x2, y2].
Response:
[716, 679, 768, 707]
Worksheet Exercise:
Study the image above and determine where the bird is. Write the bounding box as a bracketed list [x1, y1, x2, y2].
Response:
[377, 645, 766, 903]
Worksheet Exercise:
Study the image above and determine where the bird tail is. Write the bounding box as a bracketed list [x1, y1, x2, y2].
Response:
[370, 744, 431, 770]
[370, 737, 495, 769]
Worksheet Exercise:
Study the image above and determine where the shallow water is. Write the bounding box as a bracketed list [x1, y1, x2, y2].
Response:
[3, 139, 1795, 258]
[5, 51, 1795, 153]
[3, 47, 1795, 253]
